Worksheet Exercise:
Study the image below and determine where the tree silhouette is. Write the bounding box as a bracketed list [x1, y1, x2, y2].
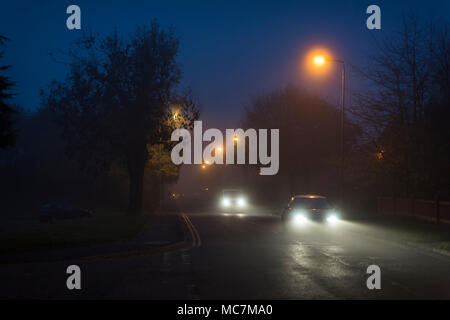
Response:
[242, 85, 360, 202]
[351, 17, 450, 198]
[44, 22, 199, 214]
[0, 35, 16, 149]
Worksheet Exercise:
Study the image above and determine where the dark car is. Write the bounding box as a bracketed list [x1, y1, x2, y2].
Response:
[280, 194, 340, 224]
[39, 203, 93, 223]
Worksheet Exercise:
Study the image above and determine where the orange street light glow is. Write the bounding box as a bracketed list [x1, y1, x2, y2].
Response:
[233, 136, 239, 142]
[303, 47, 333, 76]
[313, 55, 326, 66]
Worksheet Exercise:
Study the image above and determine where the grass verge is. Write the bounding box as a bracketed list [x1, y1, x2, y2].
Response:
[0, 212, 150, 255]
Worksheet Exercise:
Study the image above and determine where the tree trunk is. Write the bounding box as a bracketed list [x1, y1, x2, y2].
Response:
[127, 144, 147, 215]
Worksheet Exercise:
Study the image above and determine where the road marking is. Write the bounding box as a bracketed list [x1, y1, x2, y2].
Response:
[181, 213, 202, 248]
[85, 213, 201, 260]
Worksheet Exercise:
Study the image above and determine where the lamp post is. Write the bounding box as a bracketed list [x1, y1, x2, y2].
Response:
[159, 138, 163, 210]
[159, 109, 181, 211]
[313, 55, 345, 208]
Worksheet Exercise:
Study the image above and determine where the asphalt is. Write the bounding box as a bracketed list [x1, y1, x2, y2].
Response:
[1, 212, 450, 299]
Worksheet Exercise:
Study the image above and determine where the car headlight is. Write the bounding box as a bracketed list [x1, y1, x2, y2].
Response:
[237, 197, 246, 207]
[222, 198, 231, 207]
[293, 211, 307, 224]
[326, 212, 339, 223]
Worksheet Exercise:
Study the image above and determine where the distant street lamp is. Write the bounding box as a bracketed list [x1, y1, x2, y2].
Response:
[313, 54, 346, 208]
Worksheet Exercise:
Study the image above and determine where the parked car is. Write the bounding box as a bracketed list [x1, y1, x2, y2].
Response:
[39, 203, 93, 223]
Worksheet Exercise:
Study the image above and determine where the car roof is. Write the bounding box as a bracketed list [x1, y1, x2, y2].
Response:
[292, 194, 327, 199]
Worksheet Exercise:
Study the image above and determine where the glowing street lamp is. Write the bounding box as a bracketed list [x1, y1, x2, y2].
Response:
[311, 51, 346, 208]
[313, 55, 326, 67]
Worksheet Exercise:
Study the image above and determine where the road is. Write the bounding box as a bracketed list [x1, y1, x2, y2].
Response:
[1, 212, 450, 299]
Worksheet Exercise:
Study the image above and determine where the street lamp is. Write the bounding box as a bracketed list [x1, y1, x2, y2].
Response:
[313, 54, 345, 208]
[313, 55, 326, 67]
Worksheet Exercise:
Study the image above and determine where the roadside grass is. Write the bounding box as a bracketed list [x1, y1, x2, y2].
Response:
[351, 214, 450, 252]
[0, 211, 150, 255]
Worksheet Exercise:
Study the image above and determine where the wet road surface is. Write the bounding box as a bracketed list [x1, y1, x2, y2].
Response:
[1, 212, 450, 299]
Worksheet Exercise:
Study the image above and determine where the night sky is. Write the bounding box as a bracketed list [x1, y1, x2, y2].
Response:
[1, 0, 449, 128]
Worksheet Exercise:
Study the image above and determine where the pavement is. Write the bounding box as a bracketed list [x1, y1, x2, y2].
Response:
[1, 211, 450, 299]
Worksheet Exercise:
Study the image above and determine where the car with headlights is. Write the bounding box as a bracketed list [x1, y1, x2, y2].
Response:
[219, 189, 248, 212]
[280, 194, 339, 224]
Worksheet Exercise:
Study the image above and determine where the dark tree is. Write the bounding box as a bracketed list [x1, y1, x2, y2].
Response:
[351, 17, 450, 198]
[0, 36, 16, 149]
[44, 22, 199, 214]
[242, 85, 360, 202]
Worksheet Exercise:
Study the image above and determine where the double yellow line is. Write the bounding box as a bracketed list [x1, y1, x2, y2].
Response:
[79, 214, 201, 261]
[13, 214, 203, 263]
[181, 213, 202, 248]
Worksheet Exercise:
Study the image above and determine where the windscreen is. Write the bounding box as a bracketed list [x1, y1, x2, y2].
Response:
[291, 197, 332, 209]
[223, 190, 243, 198]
